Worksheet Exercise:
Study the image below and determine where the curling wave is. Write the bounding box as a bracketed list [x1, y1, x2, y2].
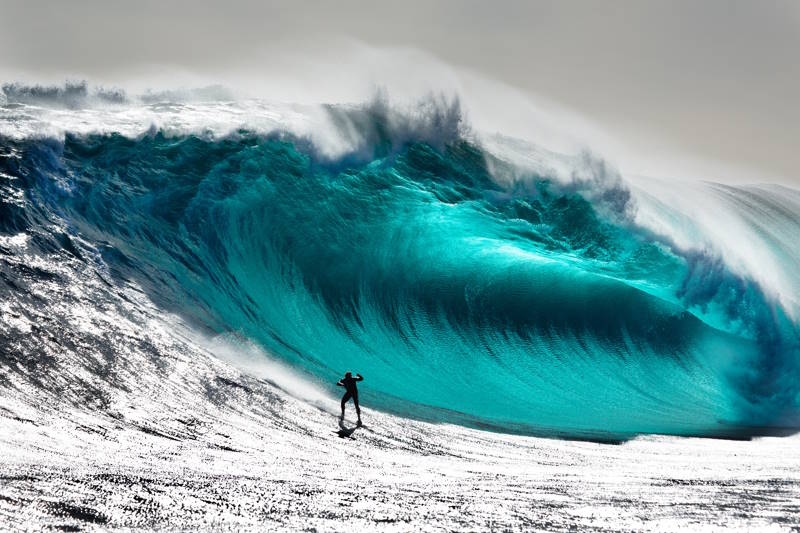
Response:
[1, 93, 799, 440]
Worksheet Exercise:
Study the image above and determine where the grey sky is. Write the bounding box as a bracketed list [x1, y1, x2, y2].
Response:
[1, 0, 798, 184]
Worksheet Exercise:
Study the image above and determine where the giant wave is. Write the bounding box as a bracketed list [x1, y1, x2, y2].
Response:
[1, 88, 799, 440]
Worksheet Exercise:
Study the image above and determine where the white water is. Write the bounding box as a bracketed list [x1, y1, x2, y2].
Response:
[2, 91, 799, 530]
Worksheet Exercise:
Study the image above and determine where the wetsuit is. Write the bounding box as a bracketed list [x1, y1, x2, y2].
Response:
[337, 374, 363, 419]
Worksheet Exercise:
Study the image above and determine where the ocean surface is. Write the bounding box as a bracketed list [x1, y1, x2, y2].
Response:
[2, 83, 800, 530]
[1, 83, 799, 443]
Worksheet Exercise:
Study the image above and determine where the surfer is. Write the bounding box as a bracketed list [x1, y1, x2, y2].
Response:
[337, 371, 363, 425]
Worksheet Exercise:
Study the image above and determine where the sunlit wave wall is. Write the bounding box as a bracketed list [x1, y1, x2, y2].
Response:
[2, 92, 799, 440]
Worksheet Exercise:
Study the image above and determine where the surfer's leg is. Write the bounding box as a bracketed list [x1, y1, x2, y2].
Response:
[340, 392, 351, 419]
[354, 394, 361, 423]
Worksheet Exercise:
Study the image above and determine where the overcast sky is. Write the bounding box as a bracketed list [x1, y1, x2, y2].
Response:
[1, 0, 798, 184]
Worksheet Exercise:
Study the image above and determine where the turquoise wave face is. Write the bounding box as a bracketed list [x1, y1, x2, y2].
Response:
[5, 130, 799, 440]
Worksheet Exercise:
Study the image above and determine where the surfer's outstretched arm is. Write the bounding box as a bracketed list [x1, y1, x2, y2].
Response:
[336, 380, 344, 387]
[355, 374, 363, 381]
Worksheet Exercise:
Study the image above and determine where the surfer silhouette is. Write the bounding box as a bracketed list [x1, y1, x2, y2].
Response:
[337, 371, 363, 426]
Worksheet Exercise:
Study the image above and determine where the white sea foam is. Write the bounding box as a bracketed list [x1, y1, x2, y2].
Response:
[201, 332, 334, 410]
